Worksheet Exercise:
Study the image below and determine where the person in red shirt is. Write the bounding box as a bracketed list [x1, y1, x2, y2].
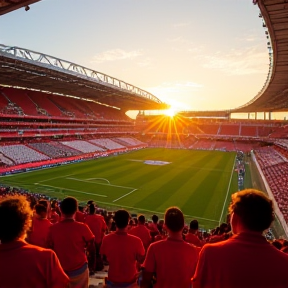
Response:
[0, 195, 69, 288]
[192, 189, 288, 288]
[100, 209, 145, 288]
[148, 214, 159, 237]
[75, 205, 86, 223]
[129, 214, 152, 251]
[27, 203, 52, 248]
[49, 200, 61, 224]
[185, 219, 204, 247]
[85, 203, 107, 273]
[47, 196, 95, 288]
[141, 207, 199, 288]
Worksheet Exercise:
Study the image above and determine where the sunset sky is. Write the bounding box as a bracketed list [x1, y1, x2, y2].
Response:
[0, 0, 270, 117]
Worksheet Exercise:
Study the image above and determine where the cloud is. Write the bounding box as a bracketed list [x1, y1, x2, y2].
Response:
[195, 46, 269, 75]
[91, 49, 143, 63]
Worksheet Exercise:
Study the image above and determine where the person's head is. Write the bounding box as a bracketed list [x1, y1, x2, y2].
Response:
[164, 207, 184, 233]
[138, 214, 146, 225]
[219, 223, 228, 235]
[38, 199, 48, 208]
[78, 206, 84, 212]
[88, 203, 95, 215]
[152, 214, 158, 224]
[229, 189, 274, 233]
[113, 209, 130, 229]
[189, 219, 199, 231]
[0, 196, 32, 243]
[87, 200, 94, 206]
[35, 203, 47, 218]
[60, 197, 78, 217]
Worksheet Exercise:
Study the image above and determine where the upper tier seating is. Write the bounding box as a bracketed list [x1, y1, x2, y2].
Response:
[1, 88, 38, 116]
[27, 91, 63, 117]
[240, 125, 258, 137]
[219, 124, 240, 136]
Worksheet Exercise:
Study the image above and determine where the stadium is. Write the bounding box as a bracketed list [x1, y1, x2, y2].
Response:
[1, 0, 288, 287]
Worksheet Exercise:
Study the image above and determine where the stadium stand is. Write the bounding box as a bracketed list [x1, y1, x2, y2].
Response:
[60, 140, 106, 153]
[0, 144, 49, 164]
[89, 138, 126, 150]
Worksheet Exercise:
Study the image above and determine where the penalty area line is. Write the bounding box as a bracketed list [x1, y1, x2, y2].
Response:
[34, 183, 107, 198]
[113, 189, 138, 203]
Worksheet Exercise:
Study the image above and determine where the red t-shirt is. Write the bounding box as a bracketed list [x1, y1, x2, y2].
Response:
[0, 239, 69, 288]
[185, 232, 203, 247]
[100, 231, 145, 283]
[27, 217, 52, 248]
[49, 210, 60, 224]
[192, 232, 288, 288]
[128, 224, 151, 250]
[47, 219, 94, 272]
[75, 211, 86, 223]
[85, 214, 107, 243]
[143, 238, 199, 288]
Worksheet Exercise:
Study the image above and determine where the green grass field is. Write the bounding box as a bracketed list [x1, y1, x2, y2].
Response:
[1, 148, 238, 229]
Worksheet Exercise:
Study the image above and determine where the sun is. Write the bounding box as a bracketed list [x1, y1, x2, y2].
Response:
[163, 108, 176, 117]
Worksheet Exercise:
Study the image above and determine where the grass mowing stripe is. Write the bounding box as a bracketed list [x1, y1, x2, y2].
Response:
[134, 152, 216, 211]
[180, 152, 235, 219]
[1, 149, 237, 229]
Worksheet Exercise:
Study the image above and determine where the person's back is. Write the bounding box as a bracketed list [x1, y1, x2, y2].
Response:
[185, 219, 203, 247]
[100, 209, 145, 287]
[0, 195, 69, 288]
[195, 233, 288, 288]
[47, 197, 94, 288]
[144, 237, 199, 288]
[192, 189, 288, 288]
[0, 240, 68, 288]
[48, 219, 94, 272]
[101, 231, 145, 283]
[129, 215, 151, 250]
[141, 207, 199, 288]
[27, 203, 51, 248]
[85, 210, 106, 244]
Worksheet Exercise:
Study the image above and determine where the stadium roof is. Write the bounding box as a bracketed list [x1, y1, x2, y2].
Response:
[1, 0, 288, 114]
[232, 0, 288, 113]
[0, 2, 167, 112]
[0, 45, 167, 111]
[0, 0, 40, 15]
[181, 0, 288, 117]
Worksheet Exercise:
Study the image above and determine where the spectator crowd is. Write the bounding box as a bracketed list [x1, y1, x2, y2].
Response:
[0, 185, 288, 288]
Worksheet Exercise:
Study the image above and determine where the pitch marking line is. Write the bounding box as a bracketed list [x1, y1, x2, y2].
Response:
[218, 155, 236, 225]
[37, 174, 74, 184]
[66, 177, 134, 190]
[86, 178, 110, 184]
[34, 183, 107, 198]
[112, 189, 138, 203]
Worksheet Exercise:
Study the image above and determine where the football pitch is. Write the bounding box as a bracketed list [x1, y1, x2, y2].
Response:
[1, 148, 238, 229]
